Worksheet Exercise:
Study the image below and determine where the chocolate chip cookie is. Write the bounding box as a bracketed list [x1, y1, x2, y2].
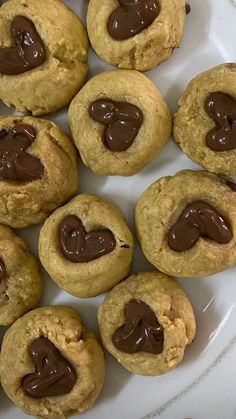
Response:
[98, 271, 196, 376]
[0, 115, 78, 228]
[135, 170, 236, 278]
[87, 0, 187, 71]
[69, 70, 171, 176]
[0, 224, 42, 325]
[0, 0, 88, 115]
[173, 64, 236, 175]
[0, 305, 105, 418]
[38, 193, 133, 297]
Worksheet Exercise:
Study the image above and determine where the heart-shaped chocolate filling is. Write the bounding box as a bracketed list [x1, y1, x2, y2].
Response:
[112, 299, 164, 354]
[0, 123, 44, 182]
[59, 215, 116, 263]
[0, 258, 6, 284]
[205, 92, 236, 151]
[89, 99, 143, 152]
[108, 0, 160, 40]
[0, 15, 46, 75]
[22, 337, 76, 399]
[168, 201, 232, 252]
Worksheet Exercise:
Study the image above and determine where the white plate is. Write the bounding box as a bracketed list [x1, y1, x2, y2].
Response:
[1, 0, 236, 418]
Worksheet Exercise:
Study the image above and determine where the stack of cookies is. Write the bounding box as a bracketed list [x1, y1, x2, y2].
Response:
[0, 0, 235, 418]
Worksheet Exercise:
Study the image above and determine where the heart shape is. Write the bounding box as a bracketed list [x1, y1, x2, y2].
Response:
[168, 201, 232, 252]
[205, 92, 236, 151]
[60, 215, 116, 263]
[108, 0, 160, 40]
[112, 299, 164, 354]
[22, 337, 76, 399]
[0, 259, 6, 284]
[0, 123, 44, 182]
[0, 16, 46, 75]
[89, 99, 143, 152]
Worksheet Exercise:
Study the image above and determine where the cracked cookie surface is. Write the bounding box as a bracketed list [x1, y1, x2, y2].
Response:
[0, 305, 105, 418]
[38, 193, 134, 298]
[0, 115, 78, 228]
[173, 64, 236, 175]
[0, 0, 88, 115]
[98, 271, 196, 376]
[69, 70, 171, 176]
[135, 170, 236, 277]
[87, 0, 186, 71]
[0, 224, 42, 325]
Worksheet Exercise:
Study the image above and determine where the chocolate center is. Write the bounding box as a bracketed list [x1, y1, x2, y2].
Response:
[59, 215, 116, 263]
[22, 337, 76, 399]
[112, 299, 164, 354]
[108, 0, 160, 40]
[0, 15, 46, 75]
[168, 201, 232, 252]
[89, 99, 143, 152]
[204, 92, 236, 151]
[0, 124, 44, 182]
[0, 258, 6, 284]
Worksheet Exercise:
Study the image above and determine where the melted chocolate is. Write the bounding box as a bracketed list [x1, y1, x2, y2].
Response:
[22, 337, 76, 399]
[89, 99, 143, 152]
[0, 124, 44, 182]
[226, 179, 236, 191]
[108, 0, 160, 40]
[168, 201, 232, 252]
[0, 16, 46, 75]
[0, 259, 6, 283]
[185, 4, 191, 14]
[112, 299, 164, 354]
[60, 215, 116, 263]
[205, 92, 236, 151]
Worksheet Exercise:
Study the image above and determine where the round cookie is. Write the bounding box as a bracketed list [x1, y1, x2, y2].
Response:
[135, 170, 236, 278]
[87, 0, 187, 72]
[173, 63, 236, 175]
[69, 70, 171, 176]
[98, 271, 196, 376]
[38, 193, 134, 297]
[0, 0, 88, 115]
[0, 305, 105, 418]
[0, 115, 79, 228]
[0, 224, 42, 325]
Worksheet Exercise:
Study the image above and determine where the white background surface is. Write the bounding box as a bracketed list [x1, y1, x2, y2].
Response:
[1, 0, 236, 418]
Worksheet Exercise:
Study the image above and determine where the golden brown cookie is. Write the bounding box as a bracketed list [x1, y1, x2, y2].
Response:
[0, 115, 78, 228]
[98, 271, 196, 376]
[135, 170, 236, 278]
[87, 0, 187, 71]
[0, 224, 42, 325]
[69, 70, 171, 176]
[0, 305, 105, 418]
[173, 63, 236, 175]
[38, 193, 134, 297]
[0, 0, 88, 115]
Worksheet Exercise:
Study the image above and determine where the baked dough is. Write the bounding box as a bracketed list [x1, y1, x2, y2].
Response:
[0, 0, 88, 115]
[173, 64, 236, 175]
[38, 193, 134, 298]
[0, 305, 105, 418]
[0, 224, 42, 325]
[135, 170, 236, 277]
[87, 0, 187, 71]
[0, 115, 79, 228]
[69, 70, 171, 176]
[98, 271, 196, 376]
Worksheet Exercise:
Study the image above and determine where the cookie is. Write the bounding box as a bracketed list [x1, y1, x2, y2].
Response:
[98, 271, 196, 376]
[173, 63, 236, 175]
[135, 170, 236, 278]
[0, 224, 42, 325]
[0, 305, 105, 418]
[38, 193, 133, 298]
[0, 115, 78, 228]
[0, 0, 88, 115]
[69, 70, 171, 176]
[87, 0, 187, 72]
